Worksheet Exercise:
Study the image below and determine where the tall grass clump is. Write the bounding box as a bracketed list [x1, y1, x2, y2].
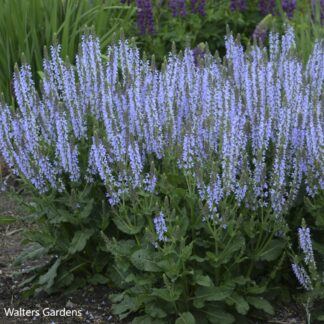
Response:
[0, 0, 135, 100]
[0, 28, 323, 322]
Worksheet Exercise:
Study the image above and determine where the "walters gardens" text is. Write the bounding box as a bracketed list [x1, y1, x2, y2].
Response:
[3, 307, 82, 317]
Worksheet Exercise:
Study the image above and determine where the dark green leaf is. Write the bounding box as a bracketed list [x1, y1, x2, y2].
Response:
[201, 307, 235, 324]
[193, 273, 214, 287]
[194, 285, 234, 308]
[175, 312, 196, 324]
[258, 239, 286, 261]
[151, 288, 181, 302]
[246, 285, 267, 294]
[145, 304, 167, 319]
[111, 295, 137, 316]
[68, 229, 94, 254]
[88, 274, 109, 285]
[232, 276, 250, 286]
[102, 237, 136, 257]
[246, 296, 274, 315]
[132, 315, 164, 324]
[130, 249, 161, 272]
[79, 198, 94, 219]
[181, 242, 193, 261]
[229, 293, 249, 315]
[14, 243, 47, 266]
[112, 215, 144, 235]
[313, 242, 324, 255]
[38, 258, 61, 290]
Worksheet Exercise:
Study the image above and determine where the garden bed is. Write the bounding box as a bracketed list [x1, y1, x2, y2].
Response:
[0, 191, 307, 324]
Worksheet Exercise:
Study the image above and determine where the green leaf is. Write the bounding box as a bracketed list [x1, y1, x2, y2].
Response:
[246, 285, 266, 295]
[14, 243, 47, 266]
[246, 296, 274, 315]
[112, 295, 138, 316]
[151, 288, 181, 302]
[317, 315, 324, 321]
[79, 198, 94, 219]
[0, 215, 16, 224]
[102, 237, 136, 257]
[57, 273, 74, 288]
[50, 208, 76, 224]
[38, 258, 61, 290]
[313, 242, 324, 255]
[201, 307, 235, 324]
[68, 229, 94, 254]
[145, 304, 167, 319]
[132, 315, 165, 324]
[258, 239, 286, 261]
[232, 276, 250, 286]
[194, 285, 234, 308]
[175, 312, 196, 324]
[229, 293, 249, 315]
[112, 215, 144, 235]
[193, 273, 214, 287]
[206, 236, 244, 266]
[101, 211, 109, 231]
[181, 242, 193, 261]
[130, 249, 161, 272]
[222, 236, 245, 262]
[88, 274, 109, 285]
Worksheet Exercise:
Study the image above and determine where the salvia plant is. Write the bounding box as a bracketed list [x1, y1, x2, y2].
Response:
[0, 27, 323, 322]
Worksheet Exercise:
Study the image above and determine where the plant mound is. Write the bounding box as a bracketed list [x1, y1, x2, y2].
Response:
[0, 28, 323, 323]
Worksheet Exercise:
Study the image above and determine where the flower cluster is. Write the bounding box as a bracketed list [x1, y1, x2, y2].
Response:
[259, 0, 276, 15]
[298, 223, 315, 266]
[153, 212, 168, 242]
[291, 223, 324, 292]
[281, 0, 297, 19]
[230, 0, 246, 12]
[121, 0, 207, 34]
[232, 0, 297, 19]
[291, 263, 313, 291]
[136, 0, 155, 34]
[169, 0, 187, 17]
[0, 29, 323, 217]
[169, 0, 206, 16]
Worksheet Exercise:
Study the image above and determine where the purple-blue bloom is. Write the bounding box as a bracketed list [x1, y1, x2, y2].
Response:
[153, 212, 168, 242]
[291, 263, 313, 291]
[259, 0, 276, 15]
[136, 0, 155, 34]
[169, 0, 187, 16]
[281, 0, 296, 18]
[0, 28, 323, 216]
[230, 0, 246, 11]
[298, 226, 315, 266]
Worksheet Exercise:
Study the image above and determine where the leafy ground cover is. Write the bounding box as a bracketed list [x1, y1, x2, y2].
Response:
[0, 192, 306, 323]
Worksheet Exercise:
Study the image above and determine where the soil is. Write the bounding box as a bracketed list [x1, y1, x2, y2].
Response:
[0, 189, 307, 324]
